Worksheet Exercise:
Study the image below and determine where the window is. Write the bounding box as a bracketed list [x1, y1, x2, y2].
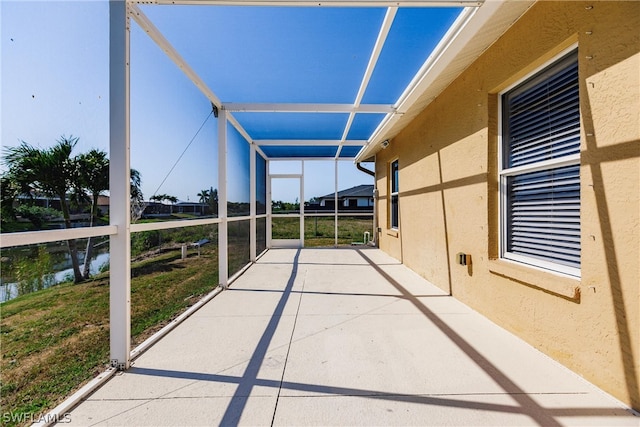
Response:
[390, 159, 399, 229]
[499, 49, 580, 277]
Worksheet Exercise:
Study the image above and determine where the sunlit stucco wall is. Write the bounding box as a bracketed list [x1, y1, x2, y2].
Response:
[375, 0, 639, 410]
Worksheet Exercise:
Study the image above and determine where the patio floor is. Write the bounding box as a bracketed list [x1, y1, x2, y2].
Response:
[66, 248, 637, 426]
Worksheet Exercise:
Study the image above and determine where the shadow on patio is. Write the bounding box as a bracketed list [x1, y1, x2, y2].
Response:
[66, 248, 637, 426]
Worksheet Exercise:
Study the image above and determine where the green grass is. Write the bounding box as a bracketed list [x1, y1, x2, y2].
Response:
[272, 216, 373, 247]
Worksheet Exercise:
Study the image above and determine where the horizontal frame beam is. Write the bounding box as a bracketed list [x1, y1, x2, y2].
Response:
[303, 212, 374, 217]
[224, 103, 395, 114]
[150, 1, 483, 7]
[266, 156, 358, 161]
[255, 139, 366, 146]
[0, 225, 118, 249]
[130, 217, 221, 233]
[129, 3, 222, 109]
[269, 173, 303, 179]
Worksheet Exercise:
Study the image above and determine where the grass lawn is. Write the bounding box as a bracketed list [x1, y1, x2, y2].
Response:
[273, 216, 373, 246]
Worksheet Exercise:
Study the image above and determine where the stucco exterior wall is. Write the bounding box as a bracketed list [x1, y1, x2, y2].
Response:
[375, 1, 639, 409]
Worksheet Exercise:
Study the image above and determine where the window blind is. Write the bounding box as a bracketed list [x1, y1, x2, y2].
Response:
[505, 57, 580, 168]
[507, 164, 580, 269]
[502, 50, 580, 273]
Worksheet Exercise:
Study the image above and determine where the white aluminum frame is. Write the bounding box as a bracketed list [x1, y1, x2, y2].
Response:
[3, 3, 490, 414]
[0, 225, 117, 249]
[255, 139, 366, 146]
[301, 161, 305, 244]
[109, 0, 131, 370]
[224, 103, 395, 113]
[335, 159, 339, 246]
[153, 1, 483, 6]
[250, 143, 257, 261]
[266, 160, 272, 248]
[269, 173, 304, 248]
[0, 4, 507, 425]
[218, 109, 229, 288]
[133, 1, 476, 163]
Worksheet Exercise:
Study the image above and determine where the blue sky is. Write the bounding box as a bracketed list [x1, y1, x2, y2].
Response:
[1, 0, 110, 155]
[1, 0, 460, 203]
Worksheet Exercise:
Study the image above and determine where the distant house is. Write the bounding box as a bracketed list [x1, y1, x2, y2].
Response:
[173, 201, 208, 216]
[97, 195, 110, 216]
[141, 201, 209, 218]
[142, 201, 172, 218]
[314, 184, 374, 210]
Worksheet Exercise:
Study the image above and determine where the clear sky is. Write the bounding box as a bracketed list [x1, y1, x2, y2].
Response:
[1, 0, 459, 204]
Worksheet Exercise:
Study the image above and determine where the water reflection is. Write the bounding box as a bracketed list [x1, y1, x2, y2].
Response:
[0, 241, 110, 302]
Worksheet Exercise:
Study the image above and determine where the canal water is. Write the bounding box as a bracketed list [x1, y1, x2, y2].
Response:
[0, 244, 110, 302]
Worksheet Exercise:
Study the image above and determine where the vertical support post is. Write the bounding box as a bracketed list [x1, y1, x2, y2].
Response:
[250, 143, 256, 261]
[218, 109, 228, 288]
[373, 156, 378, 247]
[300, 161, 305, 247]
[109, 0, 131, 370]
[334, 159, 338, 248]
[266, 161, 272, 248]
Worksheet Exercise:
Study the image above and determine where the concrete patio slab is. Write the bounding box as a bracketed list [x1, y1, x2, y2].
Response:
[65, 248, 637, 426]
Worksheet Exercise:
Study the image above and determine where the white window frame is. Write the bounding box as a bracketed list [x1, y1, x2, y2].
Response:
[390, 159, 399, 230]
[498, 45, 581, 278]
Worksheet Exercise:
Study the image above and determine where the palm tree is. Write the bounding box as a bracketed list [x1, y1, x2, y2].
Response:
[75, 149, 109, 278]
[197, 189, 210, 204]
[164, 195, 178, 204]
[0, 170, 22, 224]
[209, 187, 218, 215]
[149, 194, 164, 203]
[130, 168, 145, 222]
[2, 137, 84, 283]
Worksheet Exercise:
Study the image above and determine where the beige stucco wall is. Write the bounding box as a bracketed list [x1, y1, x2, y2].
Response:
[376, 1, 640, 409]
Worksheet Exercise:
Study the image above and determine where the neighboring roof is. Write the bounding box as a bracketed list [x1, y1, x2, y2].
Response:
[174, 201, 208, 206]
[318, 184, 374, 200]
[129, 0, 534, 161]
[97, 195, 110, 205]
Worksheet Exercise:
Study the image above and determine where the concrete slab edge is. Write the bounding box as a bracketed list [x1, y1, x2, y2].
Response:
[30, 367, 117, 427]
